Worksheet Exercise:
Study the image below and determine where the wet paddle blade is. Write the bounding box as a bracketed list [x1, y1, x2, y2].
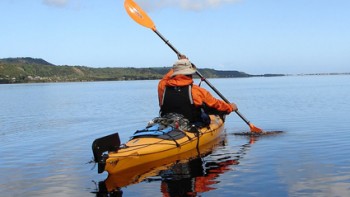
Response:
[235, 110, 265, 134]
[249, 123, 263, 133]
[124, 0, 156, 31]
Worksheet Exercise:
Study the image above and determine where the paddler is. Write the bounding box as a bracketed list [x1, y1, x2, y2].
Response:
[158, 55, 237, 127]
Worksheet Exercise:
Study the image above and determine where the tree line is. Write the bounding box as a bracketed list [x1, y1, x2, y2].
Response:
[0, 57, 280, 84]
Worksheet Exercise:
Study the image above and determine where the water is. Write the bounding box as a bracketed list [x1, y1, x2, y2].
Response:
[1, 75, 349, 197]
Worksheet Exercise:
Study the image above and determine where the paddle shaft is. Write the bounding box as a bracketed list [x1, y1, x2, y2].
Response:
[154, 30, 252, 126]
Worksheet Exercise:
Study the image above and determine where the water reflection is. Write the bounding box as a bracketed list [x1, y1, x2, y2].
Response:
[157, 154, 238, 196]
[95, 134, 257, 197]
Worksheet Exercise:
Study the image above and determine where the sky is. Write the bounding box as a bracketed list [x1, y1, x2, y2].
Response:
[1, 0, 349, 74]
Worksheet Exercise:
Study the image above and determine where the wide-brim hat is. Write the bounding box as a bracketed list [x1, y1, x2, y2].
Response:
[171, 59, 197, 77]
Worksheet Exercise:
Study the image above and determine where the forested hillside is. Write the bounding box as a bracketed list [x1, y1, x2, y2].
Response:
[0, 57, 265, 84]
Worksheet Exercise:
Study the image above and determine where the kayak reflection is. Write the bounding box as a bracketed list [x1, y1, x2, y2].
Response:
[95, 134, 256, 197]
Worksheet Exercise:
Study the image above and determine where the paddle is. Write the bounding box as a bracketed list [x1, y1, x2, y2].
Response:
[124, 0, 263, 133]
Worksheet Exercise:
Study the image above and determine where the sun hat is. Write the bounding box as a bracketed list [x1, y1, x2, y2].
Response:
[171, 59, 197, 77]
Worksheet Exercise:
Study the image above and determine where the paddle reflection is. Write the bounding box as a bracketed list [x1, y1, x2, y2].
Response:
[95, 135, 256, 197]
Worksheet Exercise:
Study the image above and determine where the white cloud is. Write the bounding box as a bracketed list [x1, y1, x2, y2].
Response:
[136, 0, 242, 11]
[43, 0, 69, 8]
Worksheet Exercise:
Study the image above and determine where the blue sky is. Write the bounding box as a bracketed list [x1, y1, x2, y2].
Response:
[1, 0, 349, 74]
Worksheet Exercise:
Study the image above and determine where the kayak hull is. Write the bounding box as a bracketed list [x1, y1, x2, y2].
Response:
[101, 115, 225, 174]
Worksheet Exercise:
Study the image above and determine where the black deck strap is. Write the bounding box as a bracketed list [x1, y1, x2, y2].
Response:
[191, 125, 201, 149]
[181, 130, 192, 141]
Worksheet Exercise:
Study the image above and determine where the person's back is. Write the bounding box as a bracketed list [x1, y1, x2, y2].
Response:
[158, 57, 237, 126]
[161, 85, 201, 122]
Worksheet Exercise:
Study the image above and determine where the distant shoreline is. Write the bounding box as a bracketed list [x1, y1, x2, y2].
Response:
[1, 72, 348, 85]
[291, 73, 350, 76]
[0, 57, 348, 84]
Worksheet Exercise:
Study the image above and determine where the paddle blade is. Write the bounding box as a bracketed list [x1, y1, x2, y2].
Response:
[124, 0, 156, 30]
[249, 123, 263, 133]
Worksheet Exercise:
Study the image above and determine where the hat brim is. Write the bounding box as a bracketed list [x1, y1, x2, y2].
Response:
[171, 68, 196, 77]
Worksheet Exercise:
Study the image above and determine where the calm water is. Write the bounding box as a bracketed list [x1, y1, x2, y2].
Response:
[1, 75, 350, 197]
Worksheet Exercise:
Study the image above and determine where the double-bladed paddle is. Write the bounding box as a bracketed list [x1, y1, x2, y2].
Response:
[124, 0, 263, 133]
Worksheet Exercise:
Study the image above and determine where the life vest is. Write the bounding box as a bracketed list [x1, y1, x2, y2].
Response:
[160, 85, 202, 123]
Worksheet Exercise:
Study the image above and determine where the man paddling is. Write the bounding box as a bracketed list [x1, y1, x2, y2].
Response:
[158, 56, 237, 126]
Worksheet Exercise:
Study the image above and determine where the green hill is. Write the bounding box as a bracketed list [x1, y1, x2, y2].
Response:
[0, 57, 258, 84]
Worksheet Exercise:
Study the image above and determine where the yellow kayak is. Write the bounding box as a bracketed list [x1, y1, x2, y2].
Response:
[102, 133, 226, 191]
[92, 114, 225, 174]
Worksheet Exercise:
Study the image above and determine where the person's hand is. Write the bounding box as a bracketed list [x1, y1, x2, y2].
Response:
[230, 103, 238, 112]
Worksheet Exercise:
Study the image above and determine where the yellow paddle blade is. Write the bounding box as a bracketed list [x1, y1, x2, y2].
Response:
[249, 123, 263, 133]
[124, 0, 156, 31]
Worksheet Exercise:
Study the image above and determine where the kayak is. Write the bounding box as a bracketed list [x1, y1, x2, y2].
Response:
[100, 134, 226, 192]
[92, 113, 225, 174]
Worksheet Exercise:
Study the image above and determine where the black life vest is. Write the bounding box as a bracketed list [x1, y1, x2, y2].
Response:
[160, 85, 202, 123]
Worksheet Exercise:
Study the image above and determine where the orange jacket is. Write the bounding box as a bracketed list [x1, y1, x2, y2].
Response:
[158, 69, 233, 113]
